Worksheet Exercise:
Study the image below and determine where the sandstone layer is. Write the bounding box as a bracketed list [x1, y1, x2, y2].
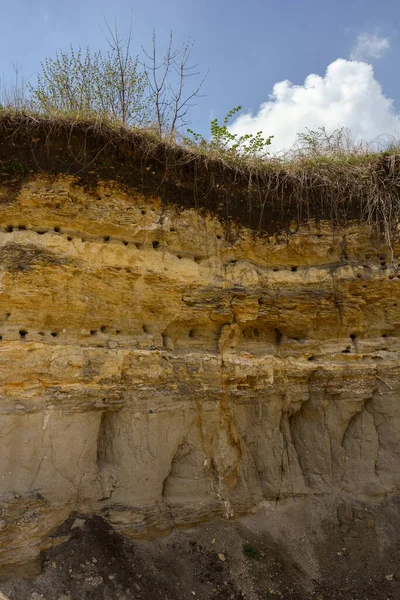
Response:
[0, 168, 398, 569]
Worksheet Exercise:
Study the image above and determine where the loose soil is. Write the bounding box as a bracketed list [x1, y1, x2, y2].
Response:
[1, 504, 399, 600]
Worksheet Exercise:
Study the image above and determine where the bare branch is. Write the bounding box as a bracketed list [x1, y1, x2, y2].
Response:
[140, 30, 206, 139]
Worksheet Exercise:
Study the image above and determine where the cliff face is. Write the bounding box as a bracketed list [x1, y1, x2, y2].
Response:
[0, 170, 398, 569]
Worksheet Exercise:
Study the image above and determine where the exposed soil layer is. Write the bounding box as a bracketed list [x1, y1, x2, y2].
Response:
[1, 121, 400, 599]
[1, 113, 400, 234]
[1, 500, 400, 600]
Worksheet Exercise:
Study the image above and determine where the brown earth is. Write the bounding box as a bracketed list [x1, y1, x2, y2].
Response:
[2, 498, 400, 600]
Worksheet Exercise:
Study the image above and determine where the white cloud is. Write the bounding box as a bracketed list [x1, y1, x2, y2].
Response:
[350, 33, 390, 61]
[229, 59, 400, 153]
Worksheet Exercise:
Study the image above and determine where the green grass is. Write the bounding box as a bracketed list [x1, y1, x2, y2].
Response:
[242, 543, 260, 559]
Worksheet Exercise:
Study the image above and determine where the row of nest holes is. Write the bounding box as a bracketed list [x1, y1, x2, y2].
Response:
[6, 227, 400, 267]
[15, 326, 199, 340]
[15, 327, 202, 342]
[9, 227, 398, 274]
[18, 330, 58, 339]
[8, 328, 396, 346]
[271, 266, 298, 272]
[305, 331, 393, 359]
[3, 226, 205, 262]
[4, 225, 223, 245]
[16, 327, 122, 340]
[348, 333, 395, 340]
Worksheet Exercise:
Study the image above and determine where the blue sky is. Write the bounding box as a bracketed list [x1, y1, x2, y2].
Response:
[0, 0, 399, 150]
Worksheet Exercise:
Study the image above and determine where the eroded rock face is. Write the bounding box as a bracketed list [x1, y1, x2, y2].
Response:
[0, 175, 399, 568]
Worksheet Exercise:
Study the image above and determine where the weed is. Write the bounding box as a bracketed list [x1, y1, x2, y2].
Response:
[242, 543, 259, 559]
[185, 106, 273, 158]
[9, 160, 26, 175]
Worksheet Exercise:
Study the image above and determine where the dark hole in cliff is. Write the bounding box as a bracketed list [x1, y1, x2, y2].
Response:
[342, 347, 351, 353]
[5, 226, 13, 232]
[142, 325, 150, 334]
[104, 236, 110, 242]
[177, 254, 182, 259]
[170, 228, 176, 232]
[308, 356, 315, 361]
[382, 333, 388, 338]
[0, 335, 3, 340]
[350, 333, 357, 340]
[39, 332, 45, 336]
[90, 330, 97, 336]
[51, 332, 58, 337]
[149, 409, 153, 414]
[194, 256, 201, 263]
[116, 330, 121, 334]
[275, 328, 283, 346]
[123, 241, 128, 246]
[18, 225, 26, 231]
[67, 236, 72, 241]
[291, 266, 298, 272]
[141, 210, 146, 215]
[100, 326, 107, 333]
[189, 329, 195, 338]
[273, 268, 279, 272]
[19, 330, 27, 338]
[54, 226, 60, 233]
[243, 327, 260, 339]
[5, 312, 10, 319]
[216, 235, 221, 240]
[357, 274, 362, 279]
[37, 230, 46, 235]
[152, 241, 160, 249]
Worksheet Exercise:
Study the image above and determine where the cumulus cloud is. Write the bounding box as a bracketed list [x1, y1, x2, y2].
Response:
[229, 59, 400, 153]
[350, 33, 390, 61]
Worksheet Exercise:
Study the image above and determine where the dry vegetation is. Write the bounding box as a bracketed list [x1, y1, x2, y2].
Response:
[1, 109, 400, 249]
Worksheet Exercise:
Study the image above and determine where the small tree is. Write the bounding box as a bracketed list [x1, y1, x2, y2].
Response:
[28, 19, 150, 126]
[27, 19, 206, 138]
[141, 31, 207, 140]
[185, 106, 273, 158]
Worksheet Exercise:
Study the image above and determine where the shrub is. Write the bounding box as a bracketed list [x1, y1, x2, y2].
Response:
[185, 106, 273, 158]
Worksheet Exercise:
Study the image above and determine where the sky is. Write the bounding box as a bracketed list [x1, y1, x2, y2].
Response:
[0, 0, 400, 152]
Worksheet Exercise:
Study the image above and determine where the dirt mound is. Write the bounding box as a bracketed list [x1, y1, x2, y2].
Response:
[1, 503, 400, 600]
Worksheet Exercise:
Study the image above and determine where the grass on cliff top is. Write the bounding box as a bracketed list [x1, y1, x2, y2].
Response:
[1, 108, 400, 246]
[2, 105, 398, 167]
